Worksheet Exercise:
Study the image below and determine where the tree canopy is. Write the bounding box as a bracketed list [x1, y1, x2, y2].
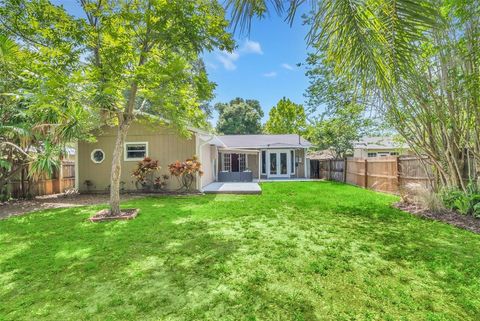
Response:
[264, 98, 307, 135]
[215, 98, 264, 134]
[1, 0, 234, 212]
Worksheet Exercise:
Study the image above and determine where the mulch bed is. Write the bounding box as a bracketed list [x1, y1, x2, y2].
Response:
[395, 202, 480, 234]
[89, 208, 139, 222]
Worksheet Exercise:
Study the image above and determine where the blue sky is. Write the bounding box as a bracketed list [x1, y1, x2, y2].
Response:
[53, 1, 312, 124]
[203, 8, 312, 123]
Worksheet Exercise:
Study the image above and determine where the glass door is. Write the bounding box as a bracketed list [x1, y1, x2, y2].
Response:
[268, 150, 290, 178]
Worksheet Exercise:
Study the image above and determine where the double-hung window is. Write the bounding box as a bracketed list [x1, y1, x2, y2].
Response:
[222, 153, 231, 171]
[124, 142, 148, 161]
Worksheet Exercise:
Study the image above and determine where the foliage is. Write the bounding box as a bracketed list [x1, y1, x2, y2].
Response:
[168, 156, 203, 191]
[2, 182, 480, 320]
[263, 97, 307, 135]
[0, 30, 92, 199]
[0, 0, 234, 214]
[215, 98, 264, 134]
[441, 182, 480, 217]
[131, 157, 160, 190]
[227, 0, 438, 92]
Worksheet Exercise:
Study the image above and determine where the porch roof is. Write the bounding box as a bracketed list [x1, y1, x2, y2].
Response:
[217, 134, 312, 149]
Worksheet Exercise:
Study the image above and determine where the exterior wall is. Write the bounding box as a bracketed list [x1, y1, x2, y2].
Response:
[199, 143, 216, 188]
[247, 154, 259, 179]
[294, 148, 306, 178]
[353, 148, 411, 158]
[78, 123, 196, 192]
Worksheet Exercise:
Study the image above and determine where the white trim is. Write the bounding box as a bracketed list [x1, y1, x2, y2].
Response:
[304, 148, 308, 178]
[124, 141, 148, 161]
[90, 148, 105, 164]
[267, 149, 291, 178]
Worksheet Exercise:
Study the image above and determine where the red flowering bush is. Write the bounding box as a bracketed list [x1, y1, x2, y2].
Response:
[168, 156, 203, 191]
[132, 157, 160, 190]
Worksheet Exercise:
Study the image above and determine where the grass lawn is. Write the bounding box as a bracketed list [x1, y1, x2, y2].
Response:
[1, 182, 480, 320]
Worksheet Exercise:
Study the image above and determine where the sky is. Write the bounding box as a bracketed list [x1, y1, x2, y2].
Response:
[203, 8, 312, 124]
[53, 1, 313, 125]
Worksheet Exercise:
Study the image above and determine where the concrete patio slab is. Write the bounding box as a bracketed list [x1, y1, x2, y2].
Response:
[202, 182, 262, 194]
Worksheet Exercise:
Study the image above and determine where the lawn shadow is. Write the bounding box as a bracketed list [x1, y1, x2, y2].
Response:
[0, 194, 245, 320]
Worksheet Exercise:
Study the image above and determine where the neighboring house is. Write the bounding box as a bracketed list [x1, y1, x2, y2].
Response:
[353, 136, 410, 158]
[76, 122, 312, 193]
[307, 149, 336, 160]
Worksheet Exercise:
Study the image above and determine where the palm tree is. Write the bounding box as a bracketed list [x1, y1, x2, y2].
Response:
[227, 0, 437, 92]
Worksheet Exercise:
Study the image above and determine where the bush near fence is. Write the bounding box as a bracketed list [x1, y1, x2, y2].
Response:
[7, 160, 75, 197]
[310, 156, 435, 195]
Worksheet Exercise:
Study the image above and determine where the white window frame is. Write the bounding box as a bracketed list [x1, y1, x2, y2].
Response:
[367, 152, 377, 157]
[124, 142, 149, 161]
[91, 149, 105, 164]
[222, 153, 232, 171]
[239, 154, 247, 172]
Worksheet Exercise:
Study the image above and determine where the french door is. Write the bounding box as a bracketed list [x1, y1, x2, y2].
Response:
[268, 150, 290, 178]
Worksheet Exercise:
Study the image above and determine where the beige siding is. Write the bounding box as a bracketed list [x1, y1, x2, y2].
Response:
[200, 143, 216, 188]
[247, 154, 259, 178]
[295, 148, 306, 178]
[354, 148, 412, 158]
[78, 123, 197, 192]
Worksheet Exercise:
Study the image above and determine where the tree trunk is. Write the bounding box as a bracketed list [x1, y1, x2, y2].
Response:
[109, 120, 130, 215]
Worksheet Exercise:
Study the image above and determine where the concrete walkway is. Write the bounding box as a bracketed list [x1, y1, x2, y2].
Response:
[203, 182, 262, 194]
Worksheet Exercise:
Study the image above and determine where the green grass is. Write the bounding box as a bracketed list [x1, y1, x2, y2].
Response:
[1, 182, 480, 321]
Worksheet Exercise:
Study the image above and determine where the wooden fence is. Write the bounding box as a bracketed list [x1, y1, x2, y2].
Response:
[8, 160, 75, 197]
[310, 156, 435, 195]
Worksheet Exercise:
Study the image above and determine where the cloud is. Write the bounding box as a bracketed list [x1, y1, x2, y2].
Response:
[242, 40, 263, 55]
[214, 39, 262, 71]
[216, 50, 240, 70]
[263, 71, 277, 77]
[281, 63, 294, 70]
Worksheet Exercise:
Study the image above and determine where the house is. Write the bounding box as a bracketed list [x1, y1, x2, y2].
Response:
[353, 136, 410, 158]
[76, 122, 312, 193]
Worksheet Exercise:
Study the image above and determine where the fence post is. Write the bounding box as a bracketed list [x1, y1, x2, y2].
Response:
[343, 158, 347, 183]
[396, 156, 400, 192]
[364, 159, 368, 188]
[328, 159, 332, 180]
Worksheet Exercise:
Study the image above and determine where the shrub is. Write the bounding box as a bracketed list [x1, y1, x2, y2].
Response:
[440, 182, 480, 217]
[168, 156, 203, 191]
[132, 157, 160, 190]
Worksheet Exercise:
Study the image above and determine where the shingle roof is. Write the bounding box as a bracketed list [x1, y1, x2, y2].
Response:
[218, 134, 312, 149]
[353, 136, 408, 150]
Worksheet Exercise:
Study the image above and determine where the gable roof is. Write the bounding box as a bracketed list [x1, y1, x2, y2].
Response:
[217, 134, 312, 149]
[353, 136, 409, 150]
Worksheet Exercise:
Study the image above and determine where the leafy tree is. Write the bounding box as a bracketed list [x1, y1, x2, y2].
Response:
[1, 0, 233, 214]
[309, 105, 375, 158]
[305, 52, 376, 158]
[227, 0, 438, 93]
[0, 26, 91, 200]
[264, 98, 307, 135]
[215, 98, 264, 134]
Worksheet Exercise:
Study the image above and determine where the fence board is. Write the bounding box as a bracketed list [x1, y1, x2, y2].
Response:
[7, 160, 76, 197]
[314, 156, 438, 195]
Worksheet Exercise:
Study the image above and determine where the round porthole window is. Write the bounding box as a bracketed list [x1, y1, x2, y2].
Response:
[91, 149, 105, 164]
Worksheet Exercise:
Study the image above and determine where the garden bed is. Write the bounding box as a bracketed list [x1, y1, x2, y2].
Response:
[395, 202, 480, 234]
[89, 208, 139, 222]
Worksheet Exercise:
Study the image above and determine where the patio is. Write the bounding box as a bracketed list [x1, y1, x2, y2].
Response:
[202, 182, 262, 194]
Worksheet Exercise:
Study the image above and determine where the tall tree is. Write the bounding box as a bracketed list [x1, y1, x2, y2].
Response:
[1, 0, 234, 215]
[305, 52, 377, 158]
[215, 98, 264, 134]
[264, 97, 307, 135]
[0, 20, 91, 199]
